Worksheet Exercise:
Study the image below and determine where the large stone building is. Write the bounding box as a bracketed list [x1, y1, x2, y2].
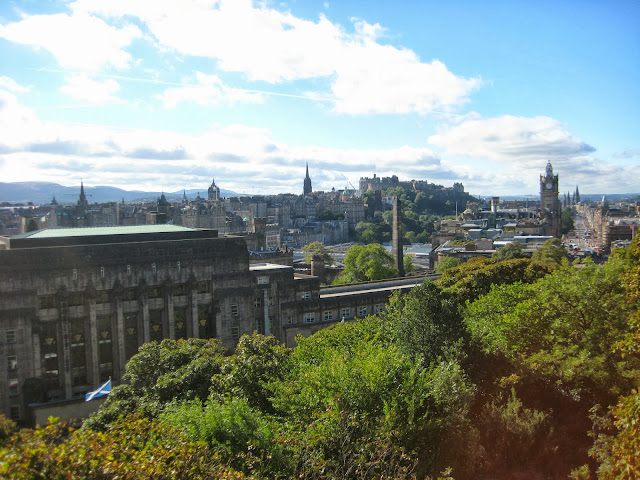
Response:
[0, 224, 429, 422]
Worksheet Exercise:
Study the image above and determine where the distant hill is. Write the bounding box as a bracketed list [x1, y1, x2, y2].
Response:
[0, 182, 245, 205]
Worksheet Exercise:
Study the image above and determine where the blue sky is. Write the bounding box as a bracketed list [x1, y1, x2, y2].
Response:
[0, 0, 638, 197]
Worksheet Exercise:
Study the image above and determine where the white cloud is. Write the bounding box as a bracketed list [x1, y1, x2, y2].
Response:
[0, 12, 141, 71]
[70, 0, 480, 114]
[1, 94, 635, 196]
[0, 90, 41, 145]
[60, 73, 122, 104]
[156, 72, 263, 109]
[428, 115, 595, 162]
[0, 77, 30, 93]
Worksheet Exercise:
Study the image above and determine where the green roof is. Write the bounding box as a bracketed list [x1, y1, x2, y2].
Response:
[23, 225, 198, 239]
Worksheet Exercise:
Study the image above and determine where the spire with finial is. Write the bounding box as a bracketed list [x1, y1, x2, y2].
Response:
[303, 162, 312, 195]
[77, 179, 89, 211]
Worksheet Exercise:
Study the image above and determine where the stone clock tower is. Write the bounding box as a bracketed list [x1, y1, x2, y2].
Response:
[540, 161, 562, 237]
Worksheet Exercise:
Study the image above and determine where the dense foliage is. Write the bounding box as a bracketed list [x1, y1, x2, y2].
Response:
[2, 237, 639, 479]
[333, 243, 398, 284]
[301, 241, 334, 265]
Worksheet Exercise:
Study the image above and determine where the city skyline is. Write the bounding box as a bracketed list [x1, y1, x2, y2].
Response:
[0, 0, 638, 197]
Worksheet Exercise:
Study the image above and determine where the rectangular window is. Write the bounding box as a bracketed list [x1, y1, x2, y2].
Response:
[358, 306, 368, 317]
[126, 265, 131, 276]
[231, 304, 239, 316]
[255, 318, 264, 334]
[72, 269, 78, 280]
[323, 310, 334, 322]
[151, 263, 157, 274]
[231, 326, 240, 340]
[9, 406, 20, 421]
[300, 291, 311, 300]
[304, 313, 315, 324]
[254, 298, 262, 308]
[9, 378, 19, 396]
[257, 276, 269, 285]
[374, 304, 385, 314]
[5, 329, 15, 343]
[100, 266, 105, 278]
[268, 297, 274, 306]
[177, 261, 181, 273]
[7, 355, 17, 370]
[287, 315, 294, 325]
[340, 307, 352, 320]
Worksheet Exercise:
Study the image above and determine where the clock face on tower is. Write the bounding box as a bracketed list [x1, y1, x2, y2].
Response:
[546, 182, 553, 190]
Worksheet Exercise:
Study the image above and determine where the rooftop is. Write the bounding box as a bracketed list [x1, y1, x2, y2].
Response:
[1, 225, 218, 249]
[14, 224, 198, 239]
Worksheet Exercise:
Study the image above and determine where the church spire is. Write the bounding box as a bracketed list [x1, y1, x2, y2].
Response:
[77, 180, 89, 211]
[303, 162, 312, 195]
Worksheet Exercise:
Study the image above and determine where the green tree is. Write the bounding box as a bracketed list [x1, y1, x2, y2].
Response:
[0, 415, 247, 479]
[213, 333, 290, 413]
[84, 338, 227, 430]
[531, 238, 567, 265]
[438, 256, 554, 304]
[435, 256, 461, 274]
[491, 241, 525, 261]
[301, 241, 333, 264]
[334, 243, 398, 284]
[465, 258, 639, 404]
[562, 207, 575, 235]
[403, 254, 416, 274]
[385, 281, 466, 366]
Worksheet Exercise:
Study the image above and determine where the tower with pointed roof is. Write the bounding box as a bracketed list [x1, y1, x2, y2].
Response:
[539, 161, 561, 237]
[303, 163, 312, 196]
[77, 180, 89, 212]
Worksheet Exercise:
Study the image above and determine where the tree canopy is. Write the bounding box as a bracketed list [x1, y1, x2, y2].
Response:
[333, 243, 398, 284]
[301, 241, 333, 265]
[3, 237, 640, 479]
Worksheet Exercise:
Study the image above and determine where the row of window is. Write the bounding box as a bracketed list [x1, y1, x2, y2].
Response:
[299, 304, 386, 324]
[72, 262, 183, 280]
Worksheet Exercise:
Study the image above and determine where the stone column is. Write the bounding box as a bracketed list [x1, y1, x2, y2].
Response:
[139, 294, 150, 344]
[31, 332, 41, 377]
[113, 298, 126, 381]
[86, 299, 99, 387]
[163, 285, 175, 340]
[188, 288, 198, 339]
[263, 289, 270, 336]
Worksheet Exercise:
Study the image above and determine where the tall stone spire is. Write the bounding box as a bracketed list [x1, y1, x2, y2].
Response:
[303, 162, 312, 196]
[77, 180, 89, 211]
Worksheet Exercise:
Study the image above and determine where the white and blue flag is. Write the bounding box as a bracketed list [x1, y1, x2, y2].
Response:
[85, 379, 111, 401]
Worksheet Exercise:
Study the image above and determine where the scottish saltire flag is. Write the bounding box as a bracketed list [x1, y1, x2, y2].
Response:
[85, 379, 111, 401]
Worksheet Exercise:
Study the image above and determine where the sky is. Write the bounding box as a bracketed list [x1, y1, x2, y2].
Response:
[0, 0, 638, 197]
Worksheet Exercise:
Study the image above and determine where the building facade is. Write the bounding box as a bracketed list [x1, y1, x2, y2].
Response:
[0, 224, 427, 422]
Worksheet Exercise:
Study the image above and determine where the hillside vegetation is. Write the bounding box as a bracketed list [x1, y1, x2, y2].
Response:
[2, 237, 639, 479]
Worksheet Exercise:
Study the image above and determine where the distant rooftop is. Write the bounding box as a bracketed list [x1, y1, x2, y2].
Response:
[1, 225, 217, 249]
[16, 224, 198, 239]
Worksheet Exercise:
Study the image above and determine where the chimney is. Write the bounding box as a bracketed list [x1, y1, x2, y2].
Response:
[392, 196, 404, 276]
[311, 255, 325, 283]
